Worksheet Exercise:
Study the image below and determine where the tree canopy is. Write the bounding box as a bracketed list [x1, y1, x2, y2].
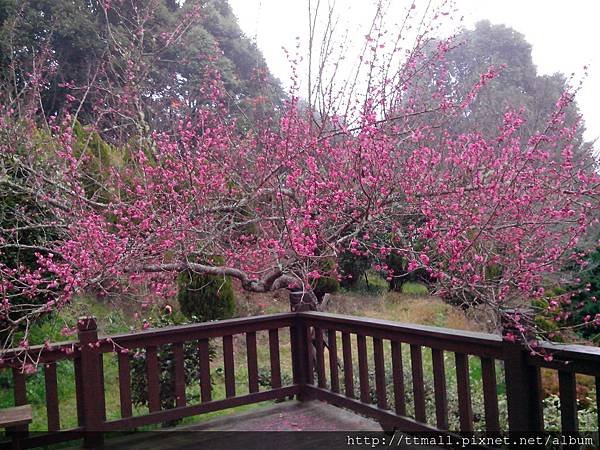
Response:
[0, 1, 598, 351]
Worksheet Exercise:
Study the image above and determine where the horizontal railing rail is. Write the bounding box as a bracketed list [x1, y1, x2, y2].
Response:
[1, 310, 599, 449]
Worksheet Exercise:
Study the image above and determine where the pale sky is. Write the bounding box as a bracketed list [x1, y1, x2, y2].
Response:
[229, 0, 600, 143]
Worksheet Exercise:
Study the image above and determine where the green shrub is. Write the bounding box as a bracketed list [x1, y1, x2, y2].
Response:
[257, 366, 293, 388]
[338, 251, 370, 288]
[177, 269, 236, 322]
[313, 276, 340, 301]
[401, 282, 429, 296]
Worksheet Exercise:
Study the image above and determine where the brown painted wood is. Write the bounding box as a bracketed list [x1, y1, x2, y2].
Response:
[357, 334, 370, 403]
[73, 358, 84, 426]
[269, 329, 282, 389]
[5, 310, 600, 450]
[18, 428, 84, 450]
[314, 327, 327, 388]
[410, 344, 426, 423]
[431, 348, 448, 429]
[12, 367, 27, 406]
[246, 332, 259, 393]
[455, 352, 473, 432]
[373, 337, 387, 409]
[503, 342, 544, 432]
[391, 340, 406, 416]
[146, 346, 161, 413]
[526, 357, 600, 377]
[44, 362, 60, 431]
[558, 370, 578, 433]
[341, 331, 354, 398]
[103, 386, 299, 430]
[10, 369, 30, 447]
[290, 324, 301, 385]
[99, 354, 106, 421]
[306, 326, 315, 385]
[77, 317, 104, 447]
[117, 352, 133, 418]
[223, 335, 236, 398]
[292, 322, 311, 394]
[172, 342, 186, 408]
[0, 405, 32, 428]
[480, 357, 500, 433]
[328, 329, 340, 393]
[198, 338, 212, 402]
[108, 314, 295, 350]
[299, 312, 503, 359]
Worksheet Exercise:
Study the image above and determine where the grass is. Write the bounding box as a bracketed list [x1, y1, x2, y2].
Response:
[401, 281, 430, 296]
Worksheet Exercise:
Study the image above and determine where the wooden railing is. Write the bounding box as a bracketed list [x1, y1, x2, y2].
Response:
[297, 311, 600, 437]
[1, 313, 299, 449]
[1, 311, 599, 449]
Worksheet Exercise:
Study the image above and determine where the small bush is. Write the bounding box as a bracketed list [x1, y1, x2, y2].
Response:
[401, 282, 429, 296]
[257, 366, 293, 388]
[313, 276, 340, 301]
[338, 251, 370, 288]
[177, 269, 235, 322]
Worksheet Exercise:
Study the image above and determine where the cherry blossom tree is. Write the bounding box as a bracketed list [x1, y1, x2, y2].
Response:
[1, 0, 598, 350]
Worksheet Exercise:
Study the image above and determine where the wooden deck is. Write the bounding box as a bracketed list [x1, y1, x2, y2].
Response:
[68, 400, 383, 450]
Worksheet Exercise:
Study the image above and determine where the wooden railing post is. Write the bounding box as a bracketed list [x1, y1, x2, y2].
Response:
[290, 314, 312, 401]
[503, 340, 544, 434]
[77, 317, 105, 448]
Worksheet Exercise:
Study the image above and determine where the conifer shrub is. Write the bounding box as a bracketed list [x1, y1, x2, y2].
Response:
[177, 269, 236, 322]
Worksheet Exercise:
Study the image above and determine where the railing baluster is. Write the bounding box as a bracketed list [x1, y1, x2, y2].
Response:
[12, 366, 29, 437]
[74, 358, 84, 426]
[314, 327, 327, 388]
[306, 326, 315, 385]
[357, 334, 370, 403]
[223, 335, 236, 398]
[269, 329, 282, 389]
[172, 342, 186, 408]
[391, 340, 406, 416]
[117, 351, 133, 418]
[455, 352, 473, 432]
[12, 367, 27, 406]
[99, 354, 106, 420]
[246, 332, 259, 393]
[290, 324, 300, 385]
[431, 348, 448, 429]
[44, 362, 60, 431]
[410, 344, 426, 423]
[146, 346, 161, 412]
[373, 337, 387, 409]
[198, 338, 212, 402]
[342, 332, 354, 398]
[558, 370, 578, 434]
[481, 357, 500, 433]
[328, 329, 340, 393]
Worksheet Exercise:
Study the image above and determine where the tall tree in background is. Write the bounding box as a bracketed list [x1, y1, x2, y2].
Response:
[424, 21, 593, 162]
[0, 0, 282, 135]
